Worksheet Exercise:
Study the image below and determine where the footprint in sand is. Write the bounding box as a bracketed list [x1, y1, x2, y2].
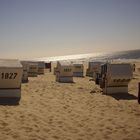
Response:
[0, 121, 9, 127]
[22, 126, 33, 132]
[52, 135, 60, 139]
[12, 134, 20, 139]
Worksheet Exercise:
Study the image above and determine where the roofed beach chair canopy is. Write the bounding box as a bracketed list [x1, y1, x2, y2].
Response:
[25, 61, 38, 77]
[37, 61, 45, 74]
[99, 62, 133, 94]
[0, 59, 23, 103]
[86, 61, 103, 77]
[45, 62, 52, 72]
[73, 62, 84, 77]
[56, 61, 74, 83]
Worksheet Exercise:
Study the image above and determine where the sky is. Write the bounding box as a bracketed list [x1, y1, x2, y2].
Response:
[0, 0, 140, 59]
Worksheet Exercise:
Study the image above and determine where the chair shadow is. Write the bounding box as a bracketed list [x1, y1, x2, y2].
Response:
[0, 98, 19, 106]
[58, 81, 76, 84]
[22, 80, 29, 84]
[106, 92, 138, 100]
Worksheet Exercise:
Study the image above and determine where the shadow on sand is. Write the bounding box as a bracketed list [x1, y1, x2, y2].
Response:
[57, 81, 75, 84]
[0, 98, 20, 106]
[106, 92, 138, 100]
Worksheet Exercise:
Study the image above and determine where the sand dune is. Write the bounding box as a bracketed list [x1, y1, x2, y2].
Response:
[0, 61, 140, 140]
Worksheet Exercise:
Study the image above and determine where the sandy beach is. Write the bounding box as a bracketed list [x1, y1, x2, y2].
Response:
[0, 60, 140, 140]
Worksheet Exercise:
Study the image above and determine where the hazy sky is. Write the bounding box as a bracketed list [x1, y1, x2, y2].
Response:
[0, 0, 140, 59]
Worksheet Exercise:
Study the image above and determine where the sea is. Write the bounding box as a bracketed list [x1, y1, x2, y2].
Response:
[34, 49, 140, 62]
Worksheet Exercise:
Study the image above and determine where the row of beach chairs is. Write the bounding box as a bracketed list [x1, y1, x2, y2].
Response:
[0, 59, 136, 103]
[54, 61, 84, 83]
[0, 59, 85, 103]
[86, 61, 134, 94]
[0, 59, 52, 103]
[55, 60, 135, 94]
[21, 61, 45, 82]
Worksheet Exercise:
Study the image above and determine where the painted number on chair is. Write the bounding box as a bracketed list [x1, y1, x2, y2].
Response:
[1, 73, 18, 79]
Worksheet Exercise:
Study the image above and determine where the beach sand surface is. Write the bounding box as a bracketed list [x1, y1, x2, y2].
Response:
[0, 61, 140, 140]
